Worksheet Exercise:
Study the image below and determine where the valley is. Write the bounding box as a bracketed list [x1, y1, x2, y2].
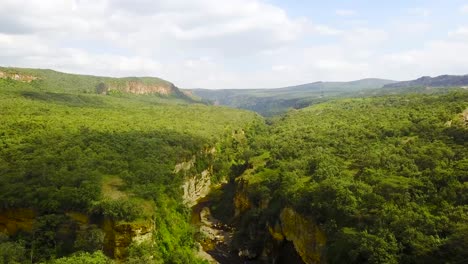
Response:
[0, 67, 467, 264]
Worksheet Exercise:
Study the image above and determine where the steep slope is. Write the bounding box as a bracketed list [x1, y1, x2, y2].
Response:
[224, 91, 468, 263]
[384, 74, 468, 88]
[0, 69, 262, 263]
[0, 66, 194, 101]
[190, 78, 396, 116]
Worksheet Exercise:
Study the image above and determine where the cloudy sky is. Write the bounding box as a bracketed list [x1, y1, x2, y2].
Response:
[1, 0, 468, 88]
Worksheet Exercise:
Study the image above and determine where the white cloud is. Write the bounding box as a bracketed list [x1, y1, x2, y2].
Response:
[0, 0, 467, 89]
[378, 40, 468, 79]
[461, 5, 468, 14]
[0, 0, 312, 88]
[335, 9, 356, 16]
[406, 8, 431, 17]
[449, 26, 468, 38]
[313, 25, 343, 36]
[344, 28, 389, 47]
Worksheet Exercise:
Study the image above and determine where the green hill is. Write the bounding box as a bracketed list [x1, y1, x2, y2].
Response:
[0, 68, 262, 263]
[0, 66, 193, 101]
[229, 91, 468, 263]
[189, 78, 396, 116]
[1, 66, 467, 263]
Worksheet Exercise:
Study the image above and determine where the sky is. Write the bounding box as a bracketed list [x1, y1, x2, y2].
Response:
[1, 0, 467, 89]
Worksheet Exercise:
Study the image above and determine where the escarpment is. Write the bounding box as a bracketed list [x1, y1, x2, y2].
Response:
[0, 70, 39, 82]
[0, 209, 153, 259]
[104, 80, 181, 96]
[177, 147, 217, 207]
[232, 177, 327, 264]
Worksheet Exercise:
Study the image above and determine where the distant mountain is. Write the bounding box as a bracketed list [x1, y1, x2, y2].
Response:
[190, 78, 396, 116]
[384, 74, 468, 88]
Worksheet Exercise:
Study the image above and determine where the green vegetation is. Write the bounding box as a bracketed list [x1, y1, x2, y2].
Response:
[234, 91, 468, 263]
[190, 78, 396, 116]
[1, 66, 467, 263]
[0, 69, 261, 263]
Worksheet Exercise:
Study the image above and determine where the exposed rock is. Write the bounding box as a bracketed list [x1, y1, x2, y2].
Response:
[232, 177, 326, 263]
[174, 156, 196, 173]
[0, 71, 39, 83]
[462, 108, 468, 124]
[274, 208, 326, 264]
[233, 178, 252, 217]
[107, 81, 177, 95]
[102, 219, 154, 259]
[176, 153, 215, 207]
[182, 169, 212, 207]
[195, 206, 237, 263]
[0, 208, 153, 260]
[0, 209, 35, 235]
[238, 248, 257, 259]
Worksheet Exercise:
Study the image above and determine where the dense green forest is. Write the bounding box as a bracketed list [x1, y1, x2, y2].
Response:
[0, 73, 261, 263]
[1, 67, 467, 264]
[232, 91, 468, 263]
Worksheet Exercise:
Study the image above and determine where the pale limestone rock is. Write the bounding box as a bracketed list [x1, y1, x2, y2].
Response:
[278, 207, 326, 264]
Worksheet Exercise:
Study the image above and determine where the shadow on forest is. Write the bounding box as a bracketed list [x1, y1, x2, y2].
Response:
[21, 91, 106, 108]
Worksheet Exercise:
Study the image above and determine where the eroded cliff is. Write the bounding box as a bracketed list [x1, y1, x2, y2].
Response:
[232, 176, 327, 264]
[0, 71, 39, 82]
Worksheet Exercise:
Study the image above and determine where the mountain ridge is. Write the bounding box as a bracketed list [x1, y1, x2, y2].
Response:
[189, 78, 396, 116]
[0, 66, 193, 101]
[384, 74, 468, 88]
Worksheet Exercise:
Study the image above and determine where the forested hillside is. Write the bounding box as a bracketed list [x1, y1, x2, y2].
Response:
[0, 70, 262, 263]
[1, 67, 467, 264]
[230, 91, 468, 263]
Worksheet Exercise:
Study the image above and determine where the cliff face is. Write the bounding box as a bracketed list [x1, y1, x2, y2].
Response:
[182, 169, 212, 207]
[0, 209, 153, 260]
[0, 71, 39, 82]
[0, 209, 35, 234]
[101, 219, 153, 259]
[233, 178, 326, 264]
[233, 178, 252, 217]
[107, 81, 178, 95]
[271, 208, 327, 264]
[176, 149, 216, 207]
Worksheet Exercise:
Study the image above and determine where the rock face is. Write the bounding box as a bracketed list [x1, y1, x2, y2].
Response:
[275, 208, 326, 264]
[102, 219, 154, 259]
[233, 178, 252, 217]
[0, 209, 153, 260]
[0, 71, 39, 82]
[182, 169, 212, 207]
[0, 209, 35, 234]
[177, 149, 216, 207]
[232, 177, 326, 264]
[108, 81, 177, 95]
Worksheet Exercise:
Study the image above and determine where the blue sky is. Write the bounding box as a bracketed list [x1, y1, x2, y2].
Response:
[1, 0, 467, 88]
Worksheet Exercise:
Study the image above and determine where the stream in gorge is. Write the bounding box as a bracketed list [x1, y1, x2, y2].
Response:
[191, 187, 266, 264]
[191, 198, 244, 263]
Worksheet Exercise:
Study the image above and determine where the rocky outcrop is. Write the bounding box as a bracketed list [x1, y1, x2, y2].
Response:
[232, 176, 326, 263]
[272, 208, 326, 264]
[0, 71, 39, 82]
[108, 81, 177, 95]
[0, 209, 35, 234]
[233, 178, 252, 217]
[462, 108, 468, 124]
[0, 209, 153, 260]
[102, 219, 154, 259]
[177, 149, 216, 207]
